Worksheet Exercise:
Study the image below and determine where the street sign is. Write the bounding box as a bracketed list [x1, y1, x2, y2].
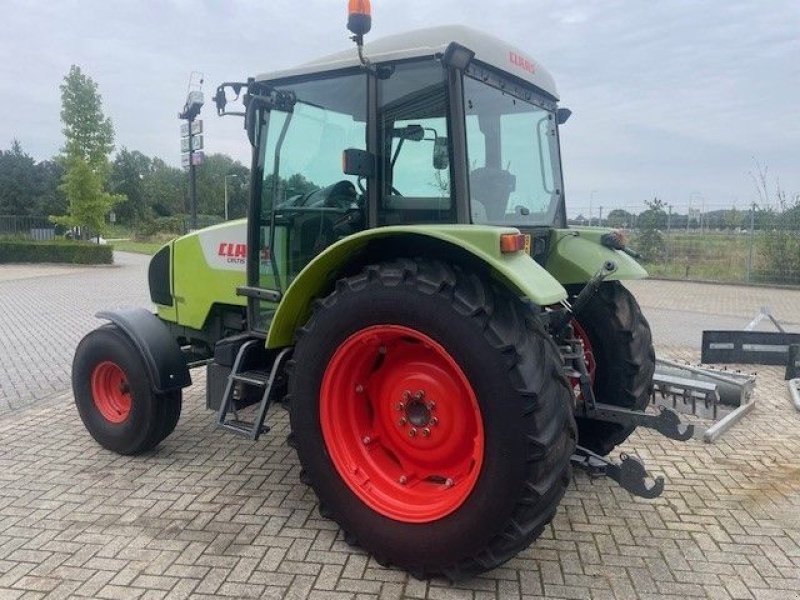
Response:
[181, 135, 203, 152]
[180, 123, 190, 137]
[191, 120, 203, 135]
[181, 153, 191, 168]
[192, 151, 205, 166]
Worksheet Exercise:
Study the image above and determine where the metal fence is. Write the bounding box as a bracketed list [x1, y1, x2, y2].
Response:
[0, 215, 58, 240]
[569, 202, 800, 287]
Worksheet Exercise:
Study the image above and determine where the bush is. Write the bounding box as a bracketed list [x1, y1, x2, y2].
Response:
[0, 240, 113, 265]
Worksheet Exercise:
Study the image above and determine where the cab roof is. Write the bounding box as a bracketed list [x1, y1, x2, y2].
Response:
[255, 25, 559, 100]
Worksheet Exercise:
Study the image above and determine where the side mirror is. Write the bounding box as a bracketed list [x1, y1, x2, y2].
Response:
[342, 148, 375, 177]
[556, 108, 572, 125]
[433, 137, 449, 170]
[391, 124, 424, 141]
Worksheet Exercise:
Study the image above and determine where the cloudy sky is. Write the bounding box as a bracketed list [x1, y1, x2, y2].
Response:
[1, 0, 798, 215]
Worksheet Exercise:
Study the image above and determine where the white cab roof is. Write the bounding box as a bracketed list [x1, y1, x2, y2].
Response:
[256, 25, 559, 100]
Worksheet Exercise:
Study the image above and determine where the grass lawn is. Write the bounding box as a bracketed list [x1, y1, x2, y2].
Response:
[111, 240, 166, 255]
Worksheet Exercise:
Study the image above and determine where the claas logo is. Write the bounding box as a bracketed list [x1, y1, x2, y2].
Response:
[218, 242, 247, 259]
[509, 51, 536, 74]
[216, 243, 270, 263]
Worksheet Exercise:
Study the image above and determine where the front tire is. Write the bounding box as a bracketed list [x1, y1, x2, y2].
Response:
[72, 324, 181, 455]
[289, 259, 575, 579]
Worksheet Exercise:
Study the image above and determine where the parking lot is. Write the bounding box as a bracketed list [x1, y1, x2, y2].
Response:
[1, 254, 799, 599]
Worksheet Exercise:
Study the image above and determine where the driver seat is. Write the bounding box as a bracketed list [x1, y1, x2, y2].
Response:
[469, 167, 516, 222]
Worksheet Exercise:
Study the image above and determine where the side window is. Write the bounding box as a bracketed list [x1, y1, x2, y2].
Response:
[378, 62, 454, 225]
[256, 72, 367, 317]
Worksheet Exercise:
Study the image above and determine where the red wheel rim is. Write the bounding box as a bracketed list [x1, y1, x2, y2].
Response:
[91, 361, 132, 424]
[320, 325, 484, 523]
[571, 320, 596, 396]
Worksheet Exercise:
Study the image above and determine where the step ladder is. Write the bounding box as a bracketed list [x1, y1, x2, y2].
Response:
[216, 341, 291, 440]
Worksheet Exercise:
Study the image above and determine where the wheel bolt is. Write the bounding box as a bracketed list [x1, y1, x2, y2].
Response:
[414, 390, 425, 400]
[399, 475, 408, 485]
[422, 428, 431, 437]
[398, 417, 407, 426]
[355, 384, 364, 394]
[409, 428, 417, 437]
[427, 401, 436, 410]
[362, 436, 372, 445]
[396, 402, 405, 411]
[431, 417, 439, 426]
[445, 478, 454, 488]
[402, 390, 411, 401]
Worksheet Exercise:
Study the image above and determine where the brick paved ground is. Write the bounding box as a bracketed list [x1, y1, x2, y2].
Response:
[0, 259, 799, 599]
[0, 253, 151, 411]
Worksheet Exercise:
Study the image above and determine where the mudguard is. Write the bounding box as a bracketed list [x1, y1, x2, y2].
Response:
[96, 307, 192, 392]
[266, 224, 568, 349]
[546, 228, 648, 285]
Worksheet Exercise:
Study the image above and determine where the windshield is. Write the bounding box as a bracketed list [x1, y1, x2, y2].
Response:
[464, 74, 562, 226]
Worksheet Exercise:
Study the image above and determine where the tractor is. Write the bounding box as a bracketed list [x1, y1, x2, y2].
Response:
[72, 2, 692, 580]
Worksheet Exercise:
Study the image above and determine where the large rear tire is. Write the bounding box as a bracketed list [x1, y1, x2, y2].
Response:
[567, 281, 655, 456]
[288, 259, 575, 579]
[72, 324, 182, 455]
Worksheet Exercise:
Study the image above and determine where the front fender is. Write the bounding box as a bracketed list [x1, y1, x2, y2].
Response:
[266, 225, 568, 349]
[546, 228, 648, 285]
[97, 307, 191, 392]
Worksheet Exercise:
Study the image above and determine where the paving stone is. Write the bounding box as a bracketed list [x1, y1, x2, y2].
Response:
[2, 257, 800, 599]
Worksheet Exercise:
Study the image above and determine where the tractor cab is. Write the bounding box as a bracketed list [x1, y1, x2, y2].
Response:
[216, 25, 569, 332]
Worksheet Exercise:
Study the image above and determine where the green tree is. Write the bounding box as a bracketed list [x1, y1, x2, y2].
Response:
[110, 149, 152, 224]
[606, 208, 632, 228]
[0, 140, 38, 215]
[635, 197, 667, 262]
[0, 141, 65, 217]
[723, 207, 742, 230]
[144, 158, 186, 216]
[53, 66, 121, 236]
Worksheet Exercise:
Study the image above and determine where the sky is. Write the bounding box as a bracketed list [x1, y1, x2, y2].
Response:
[1, 0, 798, 217]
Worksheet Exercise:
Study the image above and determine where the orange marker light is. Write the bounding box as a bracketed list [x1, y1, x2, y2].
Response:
[347, 0, 372, 36]
[500, 233, 526, 254]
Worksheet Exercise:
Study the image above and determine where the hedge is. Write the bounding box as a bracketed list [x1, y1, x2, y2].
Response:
[0, 240, 113, 265]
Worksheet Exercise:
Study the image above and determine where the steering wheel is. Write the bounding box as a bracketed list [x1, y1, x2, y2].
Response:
[357, 176, 403, 197]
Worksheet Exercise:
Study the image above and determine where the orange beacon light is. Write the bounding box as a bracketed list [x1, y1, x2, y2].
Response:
[347, 0, 372, 38]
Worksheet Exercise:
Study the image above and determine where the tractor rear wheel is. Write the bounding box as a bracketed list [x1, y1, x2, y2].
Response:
[72, 324, 181, 455]
[288, 259, 575, 579]
[567, 281, 655, 456]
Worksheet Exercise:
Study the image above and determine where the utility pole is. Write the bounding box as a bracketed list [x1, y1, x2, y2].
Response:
[665, 204, 672, 272]
[747, 202, 756, 282]
[179, 73, 205, 231]
[589, 190, 597, 226]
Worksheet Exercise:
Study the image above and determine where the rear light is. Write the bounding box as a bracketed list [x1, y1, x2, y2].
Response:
[500, 233, 526, 254]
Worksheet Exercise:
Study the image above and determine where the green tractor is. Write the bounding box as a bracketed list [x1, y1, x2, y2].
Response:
[72, 5, 692, 579]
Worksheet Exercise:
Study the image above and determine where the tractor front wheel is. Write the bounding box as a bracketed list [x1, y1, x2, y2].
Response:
[289, 259, 575, 579]
[72, 324, 181, 455]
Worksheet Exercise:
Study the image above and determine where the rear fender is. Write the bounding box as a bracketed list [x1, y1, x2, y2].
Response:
[546, 228, 648, 285]
[266, 225, 568, 349]
[97, 307, 191, 393]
